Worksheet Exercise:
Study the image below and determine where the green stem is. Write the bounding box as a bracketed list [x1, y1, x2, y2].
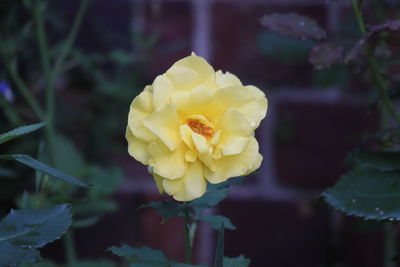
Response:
[350, 0, 400, 124]
[384, 223, 396, 267]
[184, 208, 193, 264]
[63, 231, 77, 265]
[350, 0, 366, 33]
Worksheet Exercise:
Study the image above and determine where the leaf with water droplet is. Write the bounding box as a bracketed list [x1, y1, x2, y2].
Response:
[322, 170, 400, 221]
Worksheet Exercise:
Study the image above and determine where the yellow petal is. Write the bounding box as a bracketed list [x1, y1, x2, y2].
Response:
[163, 160, 206, 201]
[182, 160, 206, 201]
[153, 174, 165, 193]
[205, 137, 261, 184]
[221, 136, 250, 156]
[180, 124, 194, 150]
[216, 70, 242, 88]
[207, 86, 253, 119]
[142, 104, 180, 151]
[147, 141, 188, 180]
[239, 85, 268, 129]
[192, 132, 209, 153]
[210, 130, 221, 145]
[165, 53, 216, 91]
[218, 108, 252, 136]
[166, 66, 199, 91]
[185, 150, 197, 162]
[127, 86, 157, 142]
[126, 127, 150, 164]
[152, 75, 174, 109]
[172, 85, 214, 116]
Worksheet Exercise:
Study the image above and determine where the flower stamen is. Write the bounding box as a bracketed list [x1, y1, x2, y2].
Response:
[187, 118, 214, 139]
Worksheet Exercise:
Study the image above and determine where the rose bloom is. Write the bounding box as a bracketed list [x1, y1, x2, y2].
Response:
[126, 53, 267, 201]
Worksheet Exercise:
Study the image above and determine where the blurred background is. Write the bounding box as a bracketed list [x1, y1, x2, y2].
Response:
[1, 0, 399, 266]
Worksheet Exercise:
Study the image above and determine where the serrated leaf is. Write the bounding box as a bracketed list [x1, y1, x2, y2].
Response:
[309, 43, 344, 70]
[0, 242, 40, 267]
[108, 245, 168, 264]
[214, 222, 224, 267]
[261, 13, 326, 41]
[322, 170, 400, 221]
[223, 255, 251, 267]
[0, 205, 72, 266]
[0, 154, 89, 187]
[196, 215, 236, 230]
[354, 150, 400, 171]
[0, 122, 45, 145]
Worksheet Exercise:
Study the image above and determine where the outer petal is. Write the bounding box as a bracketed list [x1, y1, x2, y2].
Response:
[163, 160, 206, 201]
[207, 85, 268, 130]
[152, 75, 174, 109]
[216, 70, 242, 88]
[238, 85, 268, 129]
[153, 173, 165, 193]
[166, 53, 215, 91]
[126, 127, 149, 164]
[142, 104, 180, 151]
[147, 141, 188, 180]
[205, 137, 261, 184]
[217, 108, 252, 156]
[128, 86, 157, 142]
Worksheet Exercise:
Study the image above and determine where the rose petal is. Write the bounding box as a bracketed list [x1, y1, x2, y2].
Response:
[216, 70, 242, 88]
[205, 137, 261, 183]
[152, 75, 174, 109]
[126, 127, 150, 164]
[163, 160, 206, 201]
[143, 104, 180, 151]
[147, 141, 188, 180]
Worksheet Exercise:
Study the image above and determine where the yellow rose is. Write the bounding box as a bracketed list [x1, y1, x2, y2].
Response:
[126, 53, 268, 201]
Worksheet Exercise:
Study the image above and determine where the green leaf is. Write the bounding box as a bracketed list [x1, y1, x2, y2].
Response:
[0, 122, 45, 145]
[214, 222, 224, 267]
[143, 201, 188, 222]
[223, 256, 251, 267]
[322, 170, 400, 220]
[0, 242, 40, 266]
[191, 188, 229, 212]
[0, 205, 72, 266]
[196, 215, 236, 230]
[0, 154, 89, 187]
[108, 244, 168, 264]
[354, 150, 400, 171]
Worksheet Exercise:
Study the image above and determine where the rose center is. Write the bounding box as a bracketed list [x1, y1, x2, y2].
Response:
[187, 118, 214, 139]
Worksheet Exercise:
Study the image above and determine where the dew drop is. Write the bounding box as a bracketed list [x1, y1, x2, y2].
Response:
[352, 199, 357, 203]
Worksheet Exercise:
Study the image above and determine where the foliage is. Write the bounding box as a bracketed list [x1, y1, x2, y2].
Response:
[108, 244, 207, 267]
[0, 205, 72, 267]
[261, 3, 400, 224]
